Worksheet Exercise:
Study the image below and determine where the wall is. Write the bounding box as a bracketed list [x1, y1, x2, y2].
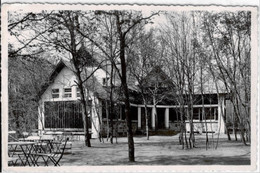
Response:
[39, 66, 103, 138]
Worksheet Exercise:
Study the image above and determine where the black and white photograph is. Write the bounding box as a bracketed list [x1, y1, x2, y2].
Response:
[1, 2, 258, 172]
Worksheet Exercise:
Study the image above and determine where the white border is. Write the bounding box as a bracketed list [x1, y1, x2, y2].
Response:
[1, 0, 259, 6]
[1, 3, 259, 173]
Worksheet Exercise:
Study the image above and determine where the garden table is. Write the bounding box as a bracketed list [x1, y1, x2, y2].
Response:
[38, 136, 55, 153]
[8, 141, 36, 166]
[23, 136, 55, 153]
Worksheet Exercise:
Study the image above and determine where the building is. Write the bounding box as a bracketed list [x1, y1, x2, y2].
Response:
[38, 53, 228, 139]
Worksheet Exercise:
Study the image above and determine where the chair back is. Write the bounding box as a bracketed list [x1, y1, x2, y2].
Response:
[55, 138, 69, 165]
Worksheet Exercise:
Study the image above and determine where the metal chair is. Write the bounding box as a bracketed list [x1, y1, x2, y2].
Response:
[8, 157, 19, 166]
[32, 138, 69, 166]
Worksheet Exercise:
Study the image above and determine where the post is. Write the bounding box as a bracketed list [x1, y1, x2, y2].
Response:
[218, 95, 225, 133]
[38, 100, 44, 136]
[165, 108, 169, 129]
[91, 98, 99, 138]
[138, 107, 141, 129]
[152, 107, 155, 129]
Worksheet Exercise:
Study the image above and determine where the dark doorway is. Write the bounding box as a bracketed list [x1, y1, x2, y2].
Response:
[157, 108, 165, 129]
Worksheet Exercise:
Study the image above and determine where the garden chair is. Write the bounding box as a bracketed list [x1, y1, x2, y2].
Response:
[8, 145, 19, 166]
[32, 138, 69, 166]
[8, 157, 19, 166]
[61, 132, 72, 151]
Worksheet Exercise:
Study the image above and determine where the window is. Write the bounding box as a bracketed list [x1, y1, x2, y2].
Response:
[52, 89, 59, 98]
[102, 78, 109, 86]
[193, 108, 201, 120]
[44, 101, 85, 129]
[76, 87, 81, 97]
[63, 88, 72, 98]
[205, 107, 218, 120]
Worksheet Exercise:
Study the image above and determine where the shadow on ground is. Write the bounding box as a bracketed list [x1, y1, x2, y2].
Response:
[61, 134, 250, 166]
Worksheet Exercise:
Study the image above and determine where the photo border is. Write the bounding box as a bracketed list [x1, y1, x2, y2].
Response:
[1, 3, 259, 172]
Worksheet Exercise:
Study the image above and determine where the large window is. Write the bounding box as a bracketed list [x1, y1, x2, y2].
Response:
[205, 107, 218, 120]
[52, 89, 59, 98]
[44, 101, 91, 129]
[63, 88, 72, 98]
[193, 107, 218, 120]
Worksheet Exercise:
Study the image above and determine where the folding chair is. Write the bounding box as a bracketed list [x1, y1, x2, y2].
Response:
[8, 146, 19, 166]
[32, 138, 69, 166]
[8, 157, 18, 166]
[8, 143, 26, 166]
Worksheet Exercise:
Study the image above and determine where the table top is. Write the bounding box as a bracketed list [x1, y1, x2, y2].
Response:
[8, 131, 16, 134]
[40, 136, 54, 140]
[26, 136, 40, 140]
[8, 141, 35, 145]
[24, 136, 54, 141]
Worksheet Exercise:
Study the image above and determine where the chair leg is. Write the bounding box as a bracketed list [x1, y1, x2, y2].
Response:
[49, 157, 58, 166]
[18, 155, 26, 166]
[32, 155, 39, 166]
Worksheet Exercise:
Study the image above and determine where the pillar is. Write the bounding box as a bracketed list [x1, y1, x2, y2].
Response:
[152, 107, 155, 129]
[91, 97, 99, 138]
[218, 95, 225, 134]
[38, 100, 44, 136]
[165, 108, 169, 129]
[138, 107, 141, 129]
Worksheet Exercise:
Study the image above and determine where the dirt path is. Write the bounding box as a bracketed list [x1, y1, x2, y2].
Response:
[61, 134, 250, 165]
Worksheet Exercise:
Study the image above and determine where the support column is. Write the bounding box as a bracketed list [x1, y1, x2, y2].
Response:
[165, 108, 169, 129]
[38, 100, 44, 136]
[152, 107, 155, 129]
[91, 97, 99, 138]
[218, 95, 225, 134]
[138, 107, 141, 129]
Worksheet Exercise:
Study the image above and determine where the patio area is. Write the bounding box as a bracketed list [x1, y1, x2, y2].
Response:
[61, 134, 250, 165]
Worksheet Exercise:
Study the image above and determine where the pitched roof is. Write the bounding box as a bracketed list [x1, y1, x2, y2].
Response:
[40, 59, 108, 99]
[142, 65, 174, 89]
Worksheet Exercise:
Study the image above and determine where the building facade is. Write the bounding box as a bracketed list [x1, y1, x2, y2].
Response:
[38, 60, 227, 139]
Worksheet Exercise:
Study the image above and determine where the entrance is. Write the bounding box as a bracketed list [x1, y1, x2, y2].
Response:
[157, 108, 165, 129]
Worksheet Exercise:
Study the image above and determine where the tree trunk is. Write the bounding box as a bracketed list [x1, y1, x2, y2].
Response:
[75, 71, 91, 147]
[118, 31, 135, 162]
[105, 100, 110, 141]
[78, 84, 91, 147]
[109, 64, 114, 144]
[143, 99, 149, 140]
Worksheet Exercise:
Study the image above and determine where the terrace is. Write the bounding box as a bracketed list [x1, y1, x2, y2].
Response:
[8, 133, 250, 166]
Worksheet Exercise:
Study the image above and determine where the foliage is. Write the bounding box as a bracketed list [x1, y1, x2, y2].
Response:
[8, 51, 53, 135]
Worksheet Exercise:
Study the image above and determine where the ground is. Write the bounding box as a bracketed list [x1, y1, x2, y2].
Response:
[61, 134, 250, 166]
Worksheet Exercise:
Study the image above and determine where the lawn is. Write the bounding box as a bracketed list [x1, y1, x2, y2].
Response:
[60, 133, 250, 166]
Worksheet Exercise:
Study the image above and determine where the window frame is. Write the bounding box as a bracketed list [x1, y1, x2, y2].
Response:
[76, 87, 81, 98]
[63, 87, 72, 98]
[102, 77, 109, 86]
[52, 88, 60, 98]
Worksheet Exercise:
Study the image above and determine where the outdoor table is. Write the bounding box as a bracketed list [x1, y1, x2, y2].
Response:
[53, 131, 64, 140]
[8, 131, 17, 142]
[24, 136, 40, 141]
[23, 136, 55, 153]
[8, 131, 16, 134]
[38, 136, 55, 153]
[8, 141, 36, 166]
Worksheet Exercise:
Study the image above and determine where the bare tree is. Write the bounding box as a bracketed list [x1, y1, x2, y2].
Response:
[80, 10, 159, 161]
[202, 11, 251, 145]
[161, 11, 202, 149]
[128, 29, 163, 139]
[11, 10, 110, 147]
